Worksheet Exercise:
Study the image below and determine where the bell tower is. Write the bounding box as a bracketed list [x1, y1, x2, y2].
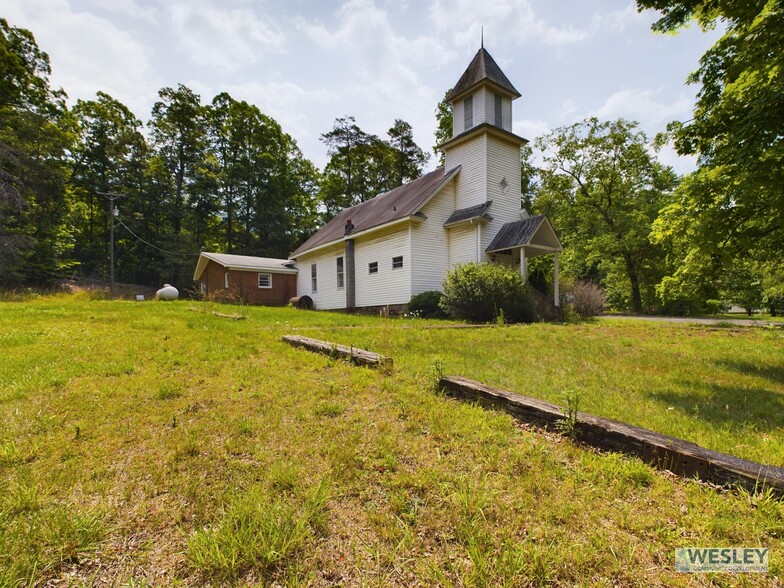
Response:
[444, 46, 520, 139]
[438, 46, 529, 258]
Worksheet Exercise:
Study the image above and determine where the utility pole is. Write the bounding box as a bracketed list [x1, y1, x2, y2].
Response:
[97, 192, 125, 293]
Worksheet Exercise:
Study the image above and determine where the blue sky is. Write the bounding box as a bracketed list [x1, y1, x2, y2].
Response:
[5, 0, 720, 173]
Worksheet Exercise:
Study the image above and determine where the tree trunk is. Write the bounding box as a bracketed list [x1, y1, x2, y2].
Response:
[624, 253, 643, 313]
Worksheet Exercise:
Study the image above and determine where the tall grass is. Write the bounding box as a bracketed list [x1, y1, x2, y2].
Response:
[187, 478, 330, 579]
[0, 296, 781, 585]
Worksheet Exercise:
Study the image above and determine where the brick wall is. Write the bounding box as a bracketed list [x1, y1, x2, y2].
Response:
[199, 259, 297, 306]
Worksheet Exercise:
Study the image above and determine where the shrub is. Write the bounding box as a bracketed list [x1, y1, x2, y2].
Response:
[408, 291, 447, 318]
[569, 281, 605, 318]
[439, 262, 537, 323]
[704, 299, 729, 315]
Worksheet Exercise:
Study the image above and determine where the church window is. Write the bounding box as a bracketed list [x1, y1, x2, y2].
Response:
[464, 94, 474, 129]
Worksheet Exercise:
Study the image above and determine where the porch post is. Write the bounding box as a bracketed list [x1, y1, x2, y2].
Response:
[519, 248, 528, 283]
[553, 251, 560, 307]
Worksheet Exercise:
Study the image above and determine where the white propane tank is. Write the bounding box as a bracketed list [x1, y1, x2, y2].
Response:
[156, 284, 179, 300]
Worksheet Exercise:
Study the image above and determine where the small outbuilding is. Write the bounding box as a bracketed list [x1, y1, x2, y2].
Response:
[193, 252, 297, 306]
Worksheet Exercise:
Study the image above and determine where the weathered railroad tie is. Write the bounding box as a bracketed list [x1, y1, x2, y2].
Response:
[282, 335, 392, 369]
[440, 375, 784, 495]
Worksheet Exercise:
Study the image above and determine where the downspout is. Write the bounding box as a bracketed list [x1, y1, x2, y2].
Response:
[476, 222, 482, 263]
[345, 220, 355, 310]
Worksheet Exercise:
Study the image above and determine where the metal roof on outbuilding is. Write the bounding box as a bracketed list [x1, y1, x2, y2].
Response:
[193, 252, 297, 281]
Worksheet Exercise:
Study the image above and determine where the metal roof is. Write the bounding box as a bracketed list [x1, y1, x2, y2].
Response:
[290, 166, 460, 258]
[193, 252, 297, 281]
[445, 47, 521, 103]
[444, 201, 493, 227]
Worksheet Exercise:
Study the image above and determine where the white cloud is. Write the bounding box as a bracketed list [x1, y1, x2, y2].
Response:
[429, 0, 589, 48]
[4, 0, 158, 117]
[592, 88, 692, 127]
[656, 144, 697, 175]
[299, 0, 453, 69]
[596, 1, 651, 32]
[514, 118, 550, 142]
[294, 0, 456, 168]
[169, 1, 285, 71]
[84, 0, 159, 25]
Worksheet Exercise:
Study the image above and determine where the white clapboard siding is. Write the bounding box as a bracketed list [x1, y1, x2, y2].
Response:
[448, 223, 478, 266]
[482, 136, 525, 255]
[294, 243, 346, 310]
[453, 99, 464, 136]
[502, 97, 513, 132]
[445, 137, 487, 210]
[411, 182, 454, 295]
[482, 87, 494, 126]
[354, 228, 411, 308]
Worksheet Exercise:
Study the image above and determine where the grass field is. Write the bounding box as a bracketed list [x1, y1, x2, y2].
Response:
[0, 295, 782, 586]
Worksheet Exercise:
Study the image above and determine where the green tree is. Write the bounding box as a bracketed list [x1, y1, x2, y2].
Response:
[433, 89, 453, 164]
[319, 116, 371, 213]
[206, 93, 319, 257]
[319, 117, 427, 218]
[0, 18, 75, 285]
[535, 117, 678, 313]
[70, 92, 147, 278]
[637, 0, 783, 263]
[387, 119, 429, 186]
[149, 84, 206, 235]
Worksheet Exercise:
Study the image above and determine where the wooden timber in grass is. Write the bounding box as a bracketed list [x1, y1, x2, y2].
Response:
[282, 335, 392, 369]
[440, 376, 784, 494]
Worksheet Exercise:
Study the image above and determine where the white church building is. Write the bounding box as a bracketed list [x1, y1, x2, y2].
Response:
[289, 46, 563, 311]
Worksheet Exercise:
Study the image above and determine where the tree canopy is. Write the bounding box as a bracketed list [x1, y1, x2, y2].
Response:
[633, 0, 783, 314]
[319, 116, 428, 218]
[535, 118, 678, 312]
[638, 0, 783, 263]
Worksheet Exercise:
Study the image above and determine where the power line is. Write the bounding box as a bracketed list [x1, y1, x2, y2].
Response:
[116, 219, 199, 258]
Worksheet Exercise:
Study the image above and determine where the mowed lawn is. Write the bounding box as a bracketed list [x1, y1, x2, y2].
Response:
[0, 296, 782, 586]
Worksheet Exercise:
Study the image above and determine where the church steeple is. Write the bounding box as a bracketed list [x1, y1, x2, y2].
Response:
[445, 47, 521, 104]
[443, 47, 521, 139]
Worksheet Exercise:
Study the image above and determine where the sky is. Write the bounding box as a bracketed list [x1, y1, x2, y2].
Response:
[5, 0, 722, 174]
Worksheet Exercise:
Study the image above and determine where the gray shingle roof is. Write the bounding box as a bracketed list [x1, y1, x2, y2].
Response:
[291, 166, 460, 257]
[485, 215, 546, 252]
[445, 47, 521, 103]
[444, 201, 493, 226]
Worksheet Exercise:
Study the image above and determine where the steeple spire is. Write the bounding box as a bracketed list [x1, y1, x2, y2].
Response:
[444, 46, 521, 103]
[481, 26, 484, 49]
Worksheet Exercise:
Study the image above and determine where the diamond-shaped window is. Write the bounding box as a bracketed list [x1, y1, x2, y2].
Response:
[499, 177, 509, 193]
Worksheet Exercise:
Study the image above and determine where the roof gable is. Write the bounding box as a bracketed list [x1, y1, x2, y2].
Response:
[291, 166, 460, 257]
[445, 47, 521, 103]
[485, 215, 562, 254]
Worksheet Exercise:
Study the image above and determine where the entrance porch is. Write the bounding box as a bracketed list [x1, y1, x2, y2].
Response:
[485, 214, 563, 308]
